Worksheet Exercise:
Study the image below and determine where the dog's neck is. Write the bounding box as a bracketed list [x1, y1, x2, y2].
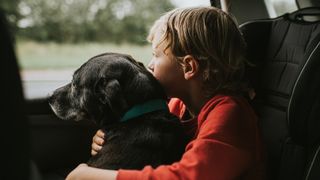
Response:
[120, 99, 169, 122]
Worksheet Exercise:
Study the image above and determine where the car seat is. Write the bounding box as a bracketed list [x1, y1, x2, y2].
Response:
[240, 7, 320, 180]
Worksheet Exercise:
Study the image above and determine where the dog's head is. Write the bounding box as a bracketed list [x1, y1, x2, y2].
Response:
[49, 52, 166, 125]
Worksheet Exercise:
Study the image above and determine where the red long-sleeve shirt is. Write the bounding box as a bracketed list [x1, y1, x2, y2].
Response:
[117, 94, 264, 180]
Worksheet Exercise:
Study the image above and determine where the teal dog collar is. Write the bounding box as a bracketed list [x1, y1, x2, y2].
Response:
[120, 99, 169, 122]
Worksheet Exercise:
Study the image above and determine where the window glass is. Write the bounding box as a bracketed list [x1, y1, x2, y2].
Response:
[11, 0, 210, 98]
[265, 0, 298, 18]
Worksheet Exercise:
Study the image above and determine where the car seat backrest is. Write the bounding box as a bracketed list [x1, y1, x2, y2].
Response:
[240, 7, 320, 180]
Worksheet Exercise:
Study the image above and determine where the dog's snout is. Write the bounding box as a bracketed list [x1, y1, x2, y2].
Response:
[48, 92, 55, 104]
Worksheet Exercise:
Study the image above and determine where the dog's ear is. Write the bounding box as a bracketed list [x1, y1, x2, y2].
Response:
[94, 78, 128, 120]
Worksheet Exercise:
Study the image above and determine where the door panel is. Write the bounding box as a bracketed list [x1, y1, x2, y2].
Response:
[27, 97, 98, 177]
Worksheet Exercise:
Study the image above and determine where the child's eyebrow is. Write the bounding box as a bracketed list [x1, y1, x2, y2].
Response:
[152, 50, 159, 57]
[152, 43, 158, 49]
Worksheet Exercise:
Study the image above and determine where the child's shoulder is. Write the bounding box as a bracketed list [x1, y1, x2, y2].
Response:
[206, 94, 248, 107]
[200, 94, 255, 118]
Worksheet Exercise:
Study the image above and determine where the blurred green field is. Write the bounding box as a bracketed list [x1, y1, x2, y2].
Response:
[16, 41, 152, 70]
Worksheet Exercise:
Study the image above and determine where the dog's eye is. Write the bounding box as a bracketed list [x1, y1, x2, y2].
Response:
[71, 83, 77, 90]
[70, 83, 78, 95]
[137, 62, 144, 67]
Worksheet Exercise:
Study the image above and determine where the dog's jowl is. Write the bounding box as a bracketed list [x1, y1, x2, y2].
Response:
[49, 52, 188, 170]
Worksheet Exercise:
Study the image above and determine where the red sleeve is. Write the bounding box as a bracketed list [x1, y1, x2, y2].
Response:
[168, 98, 198, 138]
[167, 98, 185, 118]
[117, 95, 263, 180]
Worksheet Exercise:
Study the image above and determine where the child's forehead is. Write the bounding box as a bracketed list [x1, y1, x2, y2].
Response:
[152, 30, 167, 49]
[152, 40, 168, 53]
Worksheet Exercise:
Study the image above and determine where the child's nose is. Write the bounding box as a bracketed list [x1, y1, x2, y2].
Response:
[147, 61, 154, 72]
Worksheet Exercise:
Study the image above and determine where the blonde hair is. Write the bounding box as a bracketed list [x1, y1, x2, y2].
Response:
[148, 7, 247, 96]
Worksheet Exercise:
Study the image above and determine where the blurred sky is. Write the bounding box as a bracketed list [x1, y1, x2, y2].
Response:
[171, 0, 211, 7]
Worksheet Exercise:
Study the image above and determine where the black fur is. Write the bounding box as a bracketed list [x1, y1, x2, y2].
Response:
[49, 52, 187, 169]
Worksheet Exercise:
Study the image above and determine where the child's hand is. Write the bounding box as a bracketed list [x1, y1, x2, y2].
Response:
[91, 129, 105, 156]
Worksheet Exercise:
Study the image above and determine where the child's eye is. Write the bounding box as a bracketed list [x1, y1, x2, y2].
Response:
[152, 52, 159, 58]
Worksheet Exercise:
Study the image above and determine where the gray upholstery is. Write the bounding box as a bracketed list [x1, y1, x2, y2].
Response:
[240, 7, 320, 180]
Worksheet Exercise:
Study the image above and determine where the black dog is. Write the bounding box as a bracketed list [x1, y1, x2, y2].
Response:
[49, 52, 187, 170]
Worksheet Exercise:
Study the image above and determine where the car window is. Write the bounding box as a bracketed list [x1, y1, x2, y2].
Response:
[12, 0, 210, 99]
[2, 1, 299, 98]
[265, 0, 298, 17]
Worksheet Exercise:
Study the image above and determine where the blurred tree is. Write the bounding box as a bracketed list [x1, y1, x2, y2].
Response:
[93, 0, 174, 44]
[16, 0, 174, 44]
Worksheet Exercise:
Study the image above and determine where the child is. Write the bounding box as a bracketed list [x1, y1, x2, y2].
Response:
[66, 6, 264, 180]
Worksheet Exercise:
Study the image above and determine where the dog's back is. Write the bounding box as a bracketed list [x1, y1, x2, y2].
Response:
[87, 111, 187, 169]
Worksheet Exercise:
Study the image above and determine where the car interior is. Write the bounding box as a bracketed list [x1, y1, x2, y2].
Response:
[240, 6, 320, 180]
[1, 9, 30, 180]
[1, 0, 320, 180]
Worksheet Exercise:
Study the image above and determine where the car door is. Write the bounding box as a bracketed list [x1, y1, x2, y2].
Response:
[27, 97, 97, 177]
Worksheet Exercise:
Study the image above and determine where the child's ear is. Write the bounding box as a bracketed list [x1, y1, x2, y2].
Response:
[182, 55, 199, 80]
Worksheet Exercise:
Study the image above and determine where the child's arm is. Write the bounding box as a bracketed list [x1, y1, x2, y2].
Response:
[66, 163, 117, 180]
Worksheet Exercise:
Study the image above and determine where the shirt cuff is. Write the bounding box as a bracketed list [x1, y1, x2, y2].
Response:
[117, 169, 144, 180]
